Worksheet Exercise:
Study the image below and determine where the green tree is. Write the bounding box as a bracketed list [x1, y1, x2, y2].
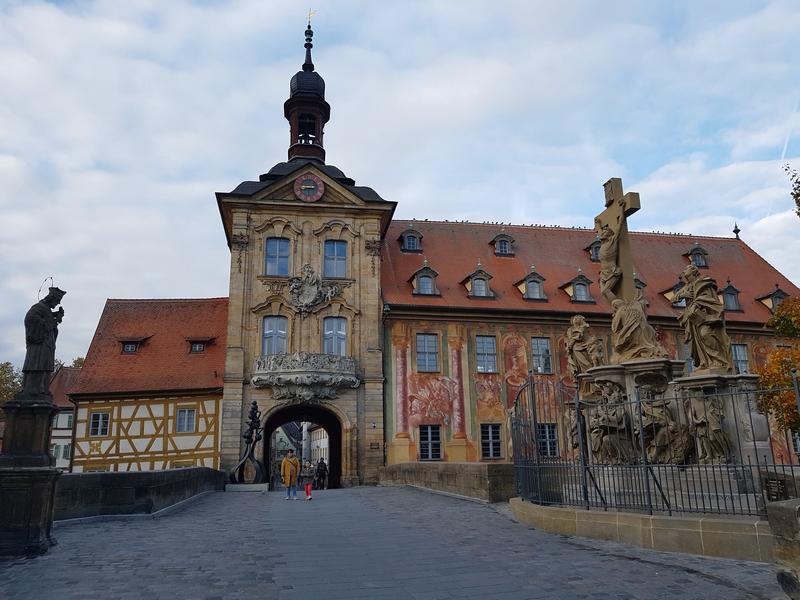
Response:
[71, 356, 85, 368]
[0, 362, 22, 403]
[756, 297, 800, 431]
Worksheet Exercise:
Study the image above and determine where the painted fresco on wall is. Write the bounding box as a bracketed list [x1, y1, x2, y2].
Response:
[475, 375, 504, 421]
[502, 334, 528, 409]
[407, 373, 457, 429]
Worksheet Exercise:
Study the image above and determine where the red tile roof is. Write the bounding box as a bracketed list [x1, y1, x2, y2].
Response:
[70, 298, 228, 396]
[381, 221, 799, 324]
[50, 366, 81, 408]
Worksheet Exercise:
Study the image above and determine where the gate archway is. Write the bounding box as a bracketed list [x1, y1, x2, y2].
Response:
[263, 403, 343, 489]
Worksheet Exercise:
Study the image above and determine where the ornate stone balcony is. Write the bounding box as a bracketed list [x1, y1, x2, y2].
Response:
[251, 352, 360, 401]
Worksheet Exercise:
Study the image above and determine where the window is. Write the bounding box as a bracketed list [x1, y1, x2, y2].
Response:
[323, 317, 347, 356]
[589, 241, 600, 262]
[419, 425, 441, 460]
[262, 316, 288, 355]
[416, 333, 439, 372]
[691, 252, 708, 268]
[573, 283, 590, 302]
[536, 423, 558, 457]
[481, 424, 502, 459]
[324, 240, 348, 278]
[525, 278, 545, 300]
[472, 278, 489, 297]
[66, 413, 73, 429]
[62, 444, 71, 460]
[298, 113, 316, 137]
[122, 342, 138, 354]
[476, 336, 497, 373]
[190, 342, 205, 353]
[265, 237, 290, 276]
[732, 344, 749, 374]
[176, 408, 196, 433]
[404, 235, 419, 251]
[497, 239, 511, 255]
[723, 290, 740, 311]
[417, 275, 434, 295]
[89, 412, 110, 437]
[531, 337, 553, 374]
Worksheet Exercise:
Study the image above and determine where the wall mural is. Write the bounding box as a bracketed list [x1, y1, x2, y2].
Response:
[407, 373, 457, 429]
[475, 376, 504, 421]
[502, 334, 528, 410]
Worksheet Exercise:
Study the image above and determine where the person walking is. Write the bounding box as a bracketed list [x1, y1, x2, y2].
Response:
[315, 458, 328, 490]
[280, 449, 300, 500]
[300, 460, 315, 500]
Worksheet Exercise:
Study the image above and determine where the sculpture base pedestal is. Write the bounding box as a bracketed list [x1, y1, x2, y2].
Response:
[585, 358, 685, 401]
[0, 467, 60, 556]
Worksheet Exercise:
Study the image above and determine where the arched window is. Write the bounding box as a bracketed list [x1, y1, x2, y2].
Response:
[418, 275, 434, 295]
[574, 282, 589, 302]
[497, 239, 510, 255]
[404, 235, 419, 251]
[472, 278, 488, 297]
[589, 240, 601, 262]
[262, 316, 288, 355]
[691, 252, 707, 268]
[526, 279, 544, 300]
[265, 237, 290, 276]
[324, 240, 348, 278]
[323, 317, 347, 356]
[298, 113, 316, 137]
[723, 291, 739, 310]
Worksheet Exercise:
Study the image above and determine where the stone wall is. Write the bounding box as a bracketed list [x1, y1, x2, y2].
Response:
[379, 462, 515, 503]
[54, 467, 226, 520]
[511, 498, 774, 563]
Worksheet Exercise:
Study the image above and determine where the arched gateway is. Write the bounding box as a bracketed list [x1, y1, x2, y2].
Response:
[262, 402, 350, 488]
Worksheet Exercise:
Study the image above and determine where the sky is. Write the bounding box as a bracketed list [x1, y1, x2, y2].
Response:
[1, 0, 799, 366]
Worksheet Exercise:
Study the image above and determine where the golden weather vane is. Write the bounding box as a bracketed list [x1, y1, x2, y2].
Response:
[307, 8, 317, 26]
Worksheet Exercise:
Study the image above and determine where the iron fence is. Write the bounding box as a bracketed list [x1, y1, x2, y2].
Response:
[511, 371, 800, 518]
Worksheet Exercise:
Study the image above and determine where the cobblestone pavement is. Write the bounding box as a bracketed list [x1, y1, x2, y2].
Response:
[0, 486, 783, 600]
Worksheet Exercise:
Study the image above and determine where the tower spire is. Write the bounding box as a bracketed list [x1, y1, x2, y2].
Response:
[303, 22, 315, 72]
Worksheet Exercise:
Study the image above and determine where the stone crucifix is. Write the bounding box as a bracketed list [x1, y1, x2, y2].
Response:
[594, 178, 666, 363]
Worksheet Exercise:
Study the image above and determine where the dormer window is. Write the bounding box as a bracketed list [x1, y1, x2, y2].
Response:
[666, 282, 686, 308]
[516, 266, 547, 301]
[757, 285, 789, 313]
[634, 274, 649, 306]
[122, 342, 138, 354]
[462, 262, 495, 298]
[562, 273, 595, 303]
[720, 281, 741, 311]
[398, 227, 423, 253]
[410, 261, 440, 296]
[686, 243, 709, 268]
[587, 238, 601, 262]
[490, 232, 515, 256]
[190, 342, 205, 353]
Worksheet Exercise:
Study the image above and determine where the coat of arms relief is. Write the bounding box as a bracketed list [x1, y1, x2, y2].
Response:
[287, 263, 350, 317]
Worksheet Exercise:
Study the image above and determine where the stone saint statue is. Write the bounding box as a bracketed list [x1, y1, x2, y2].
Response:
[589, 382, 635, 464]
[610, 296, 667, 363]
[565, 315, 605, 395]
[675, 264, 733, 373]
[686, 395, 730, 464]
[20, 287, 66, 398]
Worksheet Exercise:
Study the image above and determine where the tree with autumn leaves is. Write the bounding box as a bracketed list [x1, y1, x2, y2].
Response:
[756, 297, 800, 431]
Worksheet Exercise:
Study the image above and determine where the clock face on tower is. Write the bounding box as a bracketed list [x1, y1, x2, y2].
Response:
[293, 173, 325, 202]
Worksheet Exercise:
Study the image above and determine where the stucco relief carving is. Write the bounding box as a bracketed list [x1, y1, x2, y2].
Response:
[287, 264, 350, 317]
[251, 352, 360, 401]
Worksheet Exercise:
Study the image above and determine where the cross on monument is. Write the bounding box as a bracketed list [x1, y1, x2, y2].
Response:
[594, 177, 641, 303]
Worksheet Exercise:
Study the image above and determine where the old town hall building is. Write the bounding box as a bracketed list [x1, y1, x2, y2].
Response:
[68, 26, 799, 484]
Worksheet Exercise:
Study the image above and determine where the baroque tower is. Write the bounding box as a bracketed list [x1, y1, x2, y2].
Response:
[215, 24, 395, 486]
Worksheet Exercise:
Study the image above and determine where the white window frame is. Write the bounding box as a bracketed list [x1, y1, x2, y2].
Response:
[732, 344, 749, 374]
[472, 277, 489, 297]
[176, 408, 197, 434]
[323, 317, 347, 356]
[536, 423, 559, 457]
[417, 275, 434, 295]
[416, 333, 439, 372]
[265, 237, 290, 276]
[323, 240, 348, 278]
[573, 282, 590, 302]
[262, 316, 288, 355]
[89, 412, 110, 437]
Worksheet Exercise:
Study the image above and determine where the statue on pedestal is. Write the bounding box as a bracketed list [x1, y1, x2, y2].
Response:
[686, 395, 730, 464]
[565, 315, 605, 396]
[20, 287, 66, 399]
[675, 264, 733, 373]
[589, 382, 635, 464]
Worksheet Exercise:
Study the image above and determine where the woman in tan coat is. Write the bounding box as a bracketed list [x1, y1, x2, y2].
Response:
[280, 449, 301, 500]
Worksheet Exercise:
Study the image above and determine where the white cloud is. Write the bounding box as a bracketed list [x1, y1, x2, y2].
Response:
[1, 0, 799, 365]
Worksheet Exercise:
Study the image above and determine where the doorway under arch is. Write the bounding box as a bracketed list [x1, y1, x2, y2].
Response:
[263, 403, 343, 489]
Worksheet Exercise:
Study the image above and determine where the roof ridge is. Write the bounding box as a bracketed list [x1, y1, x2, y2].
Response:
[393, 220, 740, 241]
[106, 297, 229, 303]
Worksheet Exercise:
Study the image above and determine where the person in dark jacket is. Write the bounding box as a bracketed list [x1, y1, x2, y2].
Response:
[300, 460, 315, 500]
[315, 458, 328, 490]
